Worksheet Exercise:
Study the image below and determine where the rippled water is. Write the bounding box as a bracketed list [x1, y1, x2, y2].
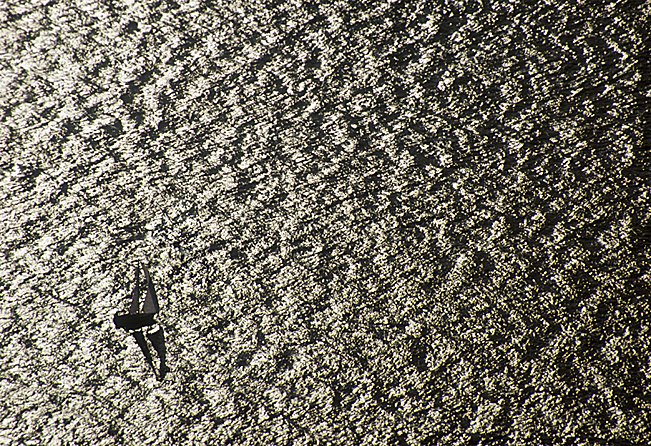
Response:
[1, 1, 649, 444]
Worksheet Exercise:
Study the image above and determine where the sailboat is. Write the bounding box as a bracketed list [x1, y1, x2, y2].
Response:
[114, 265, 168, 380]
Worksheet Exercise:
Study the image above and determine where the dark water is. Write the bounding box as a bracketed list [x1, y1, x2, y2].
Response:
[1, 0, 649, 444]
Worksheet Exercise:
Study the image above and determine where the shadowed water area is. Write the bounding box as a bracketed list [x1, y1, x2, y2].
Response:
[1, 0, 649, 444]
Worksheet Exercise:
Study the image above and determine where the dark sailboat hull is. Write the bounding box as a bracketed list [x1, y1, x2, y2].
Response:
[113, 313, 156, 331]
